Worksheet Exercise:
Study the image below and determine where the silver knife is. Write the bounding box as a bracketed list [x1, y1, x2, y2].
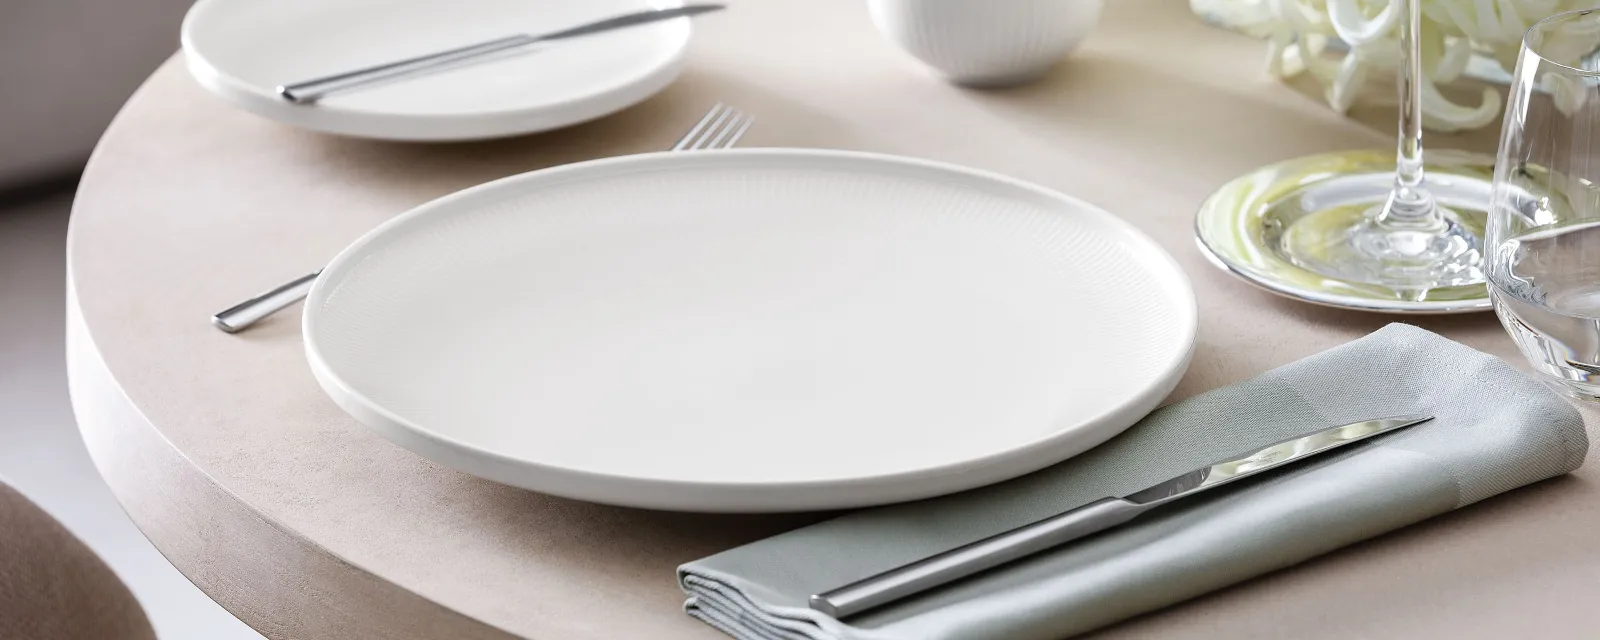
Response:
[277, 4, 727, 103]
[808, 414, 1434, 619]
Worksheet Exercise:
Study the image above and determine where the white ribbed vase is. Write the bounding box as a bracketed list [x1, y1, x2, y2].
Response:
[868, 0, 1104, 87]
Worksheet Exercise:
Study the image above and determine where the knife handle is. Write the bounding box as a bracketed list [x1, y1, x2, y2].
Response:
[275, 4, 725, 103]
[277, 34, 536, 103]
[809, 497, 1148, 619]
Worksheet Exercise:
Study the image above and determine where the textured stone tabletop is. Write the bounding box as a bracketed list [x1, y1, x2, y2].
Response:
[66, 0, 1600, 637]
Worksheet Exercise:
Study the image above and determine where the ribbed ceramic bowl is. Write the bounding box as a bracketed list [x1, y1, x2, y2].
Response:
[868, 0, 1104, 87]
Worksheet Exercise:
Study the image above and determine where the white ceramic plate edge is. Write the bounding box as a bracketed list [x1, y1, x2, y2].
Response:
[304, 149, 1199, 512]
[178, 0, 692, 141]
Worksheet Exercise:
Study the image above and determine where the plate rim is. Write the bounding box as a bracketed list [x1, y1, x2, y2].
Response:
[178, 0, 692, 141]
[302, 148, 1199, 511]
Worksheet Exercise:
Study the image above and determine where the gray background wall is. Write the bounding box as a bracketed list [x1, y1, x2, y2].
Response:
[1, 0, 196, 186]
[2, 1, 262, 636]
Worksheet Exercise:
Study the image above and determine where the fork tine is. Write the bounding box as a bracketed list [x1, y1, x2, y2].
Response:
[707, 111, 750, 149]
[673, 104, 751, 152]
[688, 107, 738, 151]
[672, 103, 727, 151]
[685, 108, 726, 151]
[717, 115, 754, 149]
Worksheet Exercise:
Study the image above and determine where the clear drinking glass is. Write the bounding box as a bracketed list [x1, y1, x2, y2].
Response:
[1195, 0, 1499, 313]
[1489, 9, 1600, 400]
[1276, 0, 1489, 295]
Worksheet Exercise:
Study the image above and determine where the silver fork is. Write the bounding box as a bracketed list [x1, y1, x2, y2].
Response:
[211, 104, 755, 333]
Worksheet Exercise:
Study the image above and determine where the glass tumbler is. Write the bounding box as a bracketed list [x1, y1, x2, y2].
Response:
[1489, 9, 1600, 400]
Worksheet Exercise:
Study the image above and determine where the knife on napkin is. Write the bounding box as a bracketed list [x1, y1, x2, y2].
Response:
[679, 324, 1588, 640]
[809, 414, 1433, 618]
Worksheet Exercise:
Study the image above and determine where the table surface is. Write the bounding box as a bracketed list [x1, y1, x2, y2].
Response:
[66, 1, 1600, 638]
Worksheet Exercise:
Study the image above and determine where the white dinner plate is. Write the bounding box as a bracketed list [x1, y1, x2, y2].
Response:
[304, 150, 1197, 512]
[180, 0, 692, 141]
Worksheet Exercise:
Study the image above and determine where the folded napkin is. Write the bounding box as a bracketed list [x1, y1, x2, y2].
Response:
[678, 324, 1588, 640]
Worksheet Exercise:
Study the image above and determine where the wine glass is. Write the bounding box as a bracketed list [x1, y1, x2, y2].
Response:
[1196, 0, 1496, 313]
[1488, 9, 1600, 400]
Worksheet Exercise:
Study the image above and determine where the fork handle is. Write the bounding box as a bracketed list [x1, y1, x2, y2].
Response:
[212, 102, 748, 334]
[211, 270, 321, 333]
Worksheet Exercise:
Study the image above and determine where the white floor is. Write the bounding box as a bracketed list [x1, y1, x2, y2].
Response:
[0, 191, 262, 639]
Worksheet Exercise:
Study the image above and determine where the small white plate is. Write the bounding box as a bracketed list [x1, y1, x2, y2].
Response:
[180, 0, 692, 141]
[304, 150, 1197, 512]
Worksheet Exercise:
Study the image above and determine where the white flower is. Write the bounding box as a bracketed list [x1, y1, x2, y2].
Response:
[1263, 0, 1600, 130]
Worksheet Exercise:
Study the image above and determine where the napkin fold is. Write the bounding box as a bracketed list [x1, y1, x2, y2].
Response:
[678, 324, 1588, 640]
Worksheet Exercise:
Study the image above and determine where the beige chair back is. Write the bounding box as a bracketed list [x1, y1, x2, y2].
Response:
[0, 481, 155, 639]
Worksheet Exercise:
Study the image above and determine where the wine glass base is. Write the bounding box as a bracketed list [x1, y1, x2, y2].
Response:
[1196, 150, 1495, 314]
[1544, 380, 1600, 403]
[1276, 197, 1484, 292]
[1529, 372, 1600, 403]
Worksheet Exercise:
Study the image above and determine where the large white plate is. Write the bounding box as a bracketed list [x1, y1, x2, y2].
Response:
[180, 0, 691, 141]
[304, 150, 1197, 512]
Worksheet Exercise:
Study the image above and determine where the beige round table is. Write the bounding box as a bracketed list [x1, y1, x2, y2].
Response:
[67, 1, 1600, 638]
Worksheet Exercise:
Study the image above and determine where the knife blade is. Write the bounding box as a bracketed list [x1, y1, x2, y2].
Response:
[808, 414, 1433, 619]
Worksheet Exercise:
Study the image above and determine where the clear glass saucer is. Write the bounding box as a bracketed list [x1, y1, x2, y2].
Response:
[1195, 149, 1495, 314]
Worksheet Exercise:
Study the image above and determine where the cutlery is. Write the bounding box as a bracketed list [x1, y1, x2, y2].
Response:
[277, 4, 726, 104]
[808, 414, 1434, 618]
[211, 103, 753, 333]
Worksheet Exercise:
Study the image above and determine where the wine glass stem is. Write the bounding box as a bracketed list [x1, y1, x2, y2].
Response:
[1377, 0, 1441, 229]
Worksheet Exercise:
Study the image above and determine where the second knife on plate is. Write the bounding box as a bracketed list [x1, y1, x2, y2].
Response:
[808, 414, 1434, 618]
[277, 3, 726, 103]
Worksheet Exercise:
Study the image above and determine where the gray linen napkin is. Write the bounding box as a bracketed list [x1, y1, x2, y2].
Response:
[678, 324, 1588, 640]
